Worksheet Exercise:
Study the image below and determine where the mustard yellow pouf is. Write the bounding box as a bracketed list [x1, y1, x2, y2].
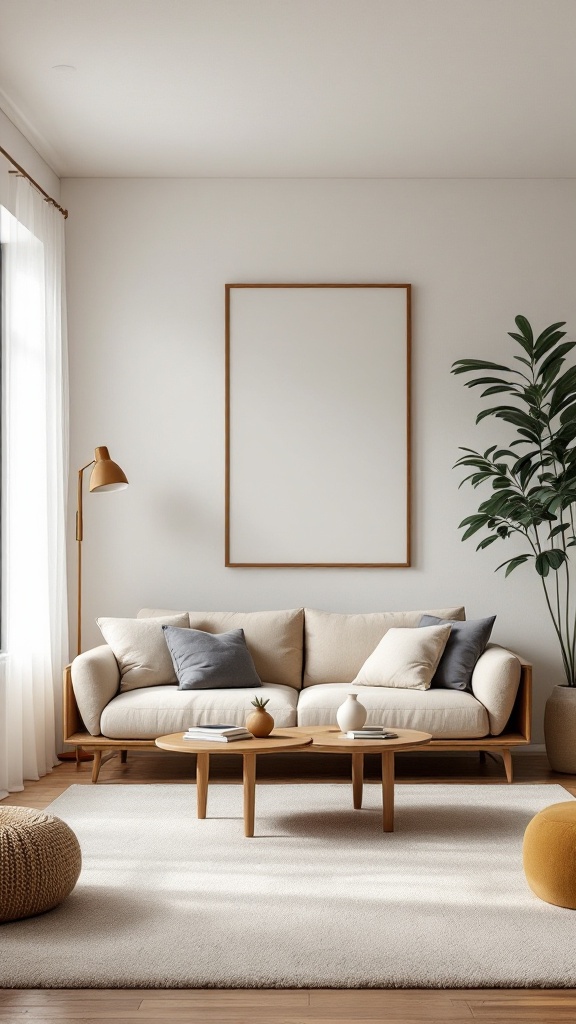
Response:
[0, 806, 82, 923]
[523, 801, 576, 909]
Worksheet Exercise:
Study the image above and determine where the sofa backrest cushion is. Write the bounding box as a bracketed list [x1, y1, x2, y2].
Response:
[138, 608, 304, 689]
[303, 606, 466, 686]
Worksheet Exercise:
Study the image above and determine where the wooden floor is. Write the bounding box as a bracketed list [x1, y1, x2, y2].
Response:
[2, 749, 576, 1023]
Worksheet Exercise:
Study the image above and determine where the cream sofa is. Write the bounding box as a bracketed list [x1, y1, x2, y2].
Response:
[64, 605, 532, 782]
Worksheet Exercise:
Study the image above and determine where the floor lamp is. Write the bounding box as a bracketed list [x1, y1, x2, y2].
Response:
[76, 446, 128, 657]
[59, 446, 128, 764]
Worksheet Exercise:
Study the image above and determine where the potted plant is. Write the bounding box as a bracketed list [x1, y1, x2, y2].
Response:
[452, 316, 576, 772]
[246, 695, 275, 738]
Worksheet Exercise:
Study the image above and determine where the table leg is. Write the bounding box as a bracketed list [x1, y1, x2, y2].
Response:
[382, 750, 395, 833]
[196, 752, 210, 819]
[352, 752, 364, 809]
[243, 752, 256, 837]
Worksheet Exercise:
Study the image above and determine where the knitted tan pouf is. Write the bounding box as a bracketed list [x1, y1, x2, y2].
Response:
[0, 806, 82, 923]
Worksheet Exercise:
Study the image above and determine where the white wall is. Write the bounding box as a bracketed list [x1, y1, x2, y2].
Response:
[62, 177, 576, 741]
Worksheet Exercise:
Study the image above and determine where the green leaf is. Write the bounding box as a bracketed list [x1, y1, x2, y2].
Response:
[514, 315, 534, 346]
[508, 331, 533, 358]
[515, 426, 544, 444]
[495, 555, 531, 576]
[541, 359, 565, 391]
[476, 408, 543, 440]
[559, 402, 576, 425]
[479, 493, 515, 517]
[534, 323, 567, 360]
[548, 549, 568, 569]
[459, 513, 488, 527]
[535, 549, 568, 576]
[539, 342, 576, 380]
[509, 437, 533, 447]
[451, 359, 514, 375]
[535, 552, 550, 577]
[549, 367, 576, 418]
[458, 472, 485, 488]
[462, 376, 511, 389]
[512, 452, 539, 474]
[481, 385, 516, 397]
[462, 518, 489, 541]
[476, 535, 499, 550]
[536, 331, 568, 363]
[548, 523, 570, 540]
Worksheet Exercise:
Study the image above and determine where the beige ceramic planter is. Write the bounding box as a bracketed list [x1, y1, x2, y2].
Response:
[544, 685, 576, 774]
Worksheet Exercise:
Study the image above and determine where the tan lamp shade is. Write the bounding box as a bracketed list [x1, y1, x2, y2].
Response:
[89, 446, 128, 492]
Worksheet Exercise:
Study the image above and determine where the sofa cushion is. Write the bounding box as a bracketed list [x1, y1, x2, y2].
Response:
[353, 624, 452, 690]
[97, 613, 189, 691]
[419, 614, 496, 692]
[138, 608, 304, 689]
[100, 682, 298, 739]
[163, 625, 262, 690]
[296, 683, 489, 738]
[471, 644, 522, 735]
[303, 606, 466, 686]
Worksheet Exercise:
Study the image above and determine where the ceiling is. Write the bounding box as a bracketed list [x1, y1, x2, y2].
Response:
[0, 0, 575, 179]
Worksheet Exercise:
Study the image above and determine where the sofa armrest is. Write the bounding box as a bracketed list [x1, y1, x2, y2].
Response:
[70, 645, 120, 736]
[471, 644, 521, 736]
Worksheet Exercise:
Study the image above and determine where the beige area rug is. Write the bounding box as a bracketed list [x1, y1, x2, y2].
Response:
[1, 783, 575, 989]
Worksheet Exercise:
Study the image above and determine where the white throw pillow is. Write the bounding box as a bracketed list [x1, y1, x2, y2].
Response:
[97, 613, 189, 691]
[352, 624, 452, 690]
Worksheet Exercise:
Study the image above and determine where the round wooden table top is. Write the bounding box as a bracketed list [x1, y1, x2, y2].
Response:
[306, 726, 432, 753]
[155, 730, 313, 754]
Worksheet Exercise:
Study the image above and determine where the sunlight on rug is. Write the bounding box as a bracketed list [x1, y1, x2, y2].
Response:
[0, 783, 575, 988]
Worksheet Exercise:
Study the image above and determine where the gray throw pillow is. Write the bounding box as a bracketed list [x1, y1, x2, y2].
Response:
[162, 625, 262, 690]
[418, 614, 496, 692]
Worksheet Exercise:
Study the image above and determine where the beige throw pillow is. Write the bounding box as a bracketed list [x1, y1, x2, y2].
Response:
[97, 613, 189, 691]
[353, 624, 452, 690]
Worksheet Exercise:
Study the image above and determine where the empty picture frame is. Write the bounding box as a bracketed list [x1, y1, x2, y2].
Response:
[225, 283, 411, 567]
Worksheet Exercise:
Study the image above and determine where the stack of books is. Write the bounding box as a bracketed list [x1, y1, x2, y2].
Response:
[345, 726, 399, 740]
[183, 724, 253, 743]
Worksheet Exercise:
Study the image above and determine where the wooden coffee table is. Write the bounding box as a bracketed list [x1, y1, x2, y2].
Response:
[304, 726, 432, 832]
[155, 730, 312, 837]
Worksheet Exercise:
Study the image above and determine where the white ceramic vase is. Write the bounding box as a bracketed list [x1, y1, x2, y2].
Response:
[336, 692, 367, 733]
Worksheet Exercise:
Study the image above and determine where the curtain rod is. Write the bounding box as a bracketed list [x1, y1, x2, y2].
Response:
[0, 145, 68, 219]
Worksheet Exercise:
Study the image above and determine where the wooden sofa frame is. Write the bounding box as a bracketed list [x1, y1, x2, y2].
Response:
[63, 659, 532, 784]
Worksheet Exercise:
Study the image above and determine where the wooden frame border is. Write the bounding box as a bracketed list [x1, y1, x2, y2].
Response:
[225, 283, 412, 568]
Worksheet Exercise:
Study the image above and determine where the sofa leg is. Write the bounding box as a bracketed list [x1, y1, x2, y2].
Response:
[120, 749, 128, 764]
[91, 750, 103, 784]
[501, 749, 513, 783]
[479, 750, 487, 765]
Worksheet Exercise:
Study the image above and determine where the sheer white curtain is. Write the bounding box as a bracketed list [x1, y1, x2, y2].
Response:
[0, 175, 69, 797]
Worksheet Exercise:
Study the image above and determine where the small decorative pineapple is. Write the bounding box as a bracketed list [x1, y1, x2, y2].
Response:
[246, 695, 274, 737]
